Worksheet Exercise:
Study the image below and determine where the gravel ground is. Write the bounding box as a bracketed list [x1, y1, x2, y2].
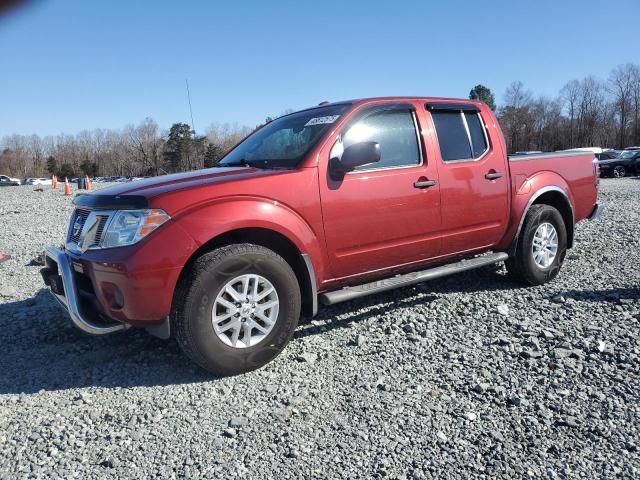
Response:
[0, 179, 638, 479]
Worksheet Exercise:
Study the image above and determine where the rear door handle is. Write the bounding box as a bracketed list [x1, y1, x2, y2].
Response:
[414, 179, 437, 189]
[485, 172, 503, 180]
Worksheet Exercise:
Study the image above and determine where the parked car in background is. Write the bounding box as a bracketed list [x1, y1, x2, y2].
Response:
[41, 96, 603, 375]
[598, 149, 640, 177]
[0, 175, 20, 186]
[595, 151, 619, 161]
[563, 147, 603, 154]
[25, 178, 53, 186]
[623, 146, 640, 151]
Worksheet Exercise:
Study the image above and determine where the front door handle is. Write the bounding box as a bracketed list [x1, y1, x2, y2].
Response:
[485, 171, 503, 180]
[414, 179, 437, 188]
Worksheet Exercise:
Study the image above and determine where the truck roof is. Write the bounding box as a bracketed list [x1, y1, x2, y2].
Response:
[322, 96, 485, 107]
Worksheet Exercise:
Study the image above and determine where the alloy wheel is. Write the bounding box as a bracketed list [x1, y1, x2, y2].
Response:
[211, 274, 279, 348]
[531, 222, 558, 269]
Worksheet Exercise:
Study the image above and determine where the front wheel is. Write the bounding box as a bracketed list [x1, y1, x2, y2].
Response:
[172, 244, 301, 375]
[506, 204, 567, 286]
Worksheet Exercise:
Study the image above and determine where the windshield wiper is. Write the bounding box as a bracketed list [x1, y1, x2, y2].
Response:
[220, 159, 294, 170]
[220, 159, 255, 168]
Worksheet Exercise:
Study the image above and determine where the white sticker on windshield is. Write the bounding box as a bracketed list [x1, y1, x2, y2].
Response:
[304, 115, 340, 127]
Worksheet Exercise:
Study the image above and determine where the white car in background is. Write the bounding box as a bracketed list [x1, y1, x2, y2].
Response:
[25, 178, 53, 186]
[0, 175, 21, 186]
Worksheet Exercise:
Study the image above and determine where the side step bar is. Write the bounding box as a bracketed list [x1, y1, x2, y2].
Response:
[319, 252, 509, 305]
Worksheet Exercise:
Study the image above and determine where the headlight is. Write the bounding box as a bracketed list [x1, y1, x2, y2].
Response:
[101, 209, 170, 248]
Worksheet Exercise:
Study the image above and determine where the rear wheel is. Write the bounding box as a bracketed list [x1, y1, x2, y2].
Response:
[506, 204, 567, 286]
[613, 165, 626, 178]
[172, 244, 301, 375]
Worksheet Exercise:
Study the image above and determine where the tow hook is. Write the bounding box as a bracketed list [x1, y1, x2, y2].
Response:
[40, 267, 65, 296]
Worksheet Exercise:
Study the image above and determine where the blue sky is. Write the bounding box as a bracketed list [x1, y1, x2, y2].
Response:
[1, 0, 638, 137]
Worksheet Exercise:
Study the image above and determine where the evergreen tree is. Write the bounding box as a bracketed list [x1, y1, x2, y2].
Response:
[163, 123, 193, 172]
[80, 158, 99, 176]
[46, 155, 57, 175]
[204, 143, 224, 168]
[58, 163, 75, 179]
[469, 84, 496, 110]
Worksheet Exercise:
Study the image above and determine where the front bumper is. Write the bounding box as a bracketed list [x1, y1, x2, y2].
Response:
[41, 246, 129, 334]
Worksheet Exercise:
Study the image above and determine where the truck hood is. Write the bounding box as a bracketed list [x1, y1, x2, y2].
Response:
[91, 167, 283, 199]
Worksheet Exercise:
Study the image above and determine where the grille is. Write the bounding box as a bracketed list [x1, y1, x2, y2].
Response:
[67, 209, 111, 249]
[69, 208, 90, 244]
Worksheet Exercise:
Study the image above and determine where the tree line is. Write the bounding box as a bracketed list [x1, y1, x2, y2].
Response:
[0, 119, 254, 179]
[472, 63, 640, 153]
[2, 63, 640, 178]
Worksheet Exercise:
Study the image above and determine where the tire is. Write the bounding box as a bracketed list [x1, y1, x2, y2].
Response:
[506, 204, 567, 286]
[172, 244, 301, 375]
[613, 165, 626, 178]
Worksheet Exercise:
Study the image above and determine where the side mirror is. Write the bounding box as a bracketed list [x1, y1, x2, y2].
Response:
[329, 141, 380, 180]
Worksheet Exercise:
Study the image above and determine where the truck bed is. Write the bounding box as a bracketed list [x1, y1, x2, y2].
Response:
[508, 151, 598, 222]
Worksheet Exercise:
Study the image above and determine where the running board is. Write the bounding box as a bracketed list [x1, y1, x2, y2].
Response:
[319, 252, 509, 305]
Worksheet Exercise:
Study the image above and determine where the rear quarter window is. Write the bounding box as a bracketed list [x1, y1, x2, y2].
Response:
[465, 112, 488, 158]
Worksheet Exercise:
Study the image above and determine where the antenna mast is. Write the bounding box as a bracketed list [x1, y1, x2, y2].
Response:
[185, 79, 196, 135]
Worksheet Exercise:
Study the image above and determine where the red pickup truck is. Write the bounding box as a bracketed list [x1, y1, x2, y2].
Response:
[42, 97, 602, 374]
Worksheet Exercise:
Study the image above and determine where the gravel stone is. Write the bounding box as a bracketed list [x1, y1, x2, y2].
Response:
[353, 334, 366, 347]
[297, 352, 317, 364]
[223, 428, 237, 438]
[508, 395, 523, 406]
[553, 347, 573, 359]
[229, 416, 248, 428]
[472, 382, 490, 394]
[0, 179, 639, 479]
[465, 412, 477, 421]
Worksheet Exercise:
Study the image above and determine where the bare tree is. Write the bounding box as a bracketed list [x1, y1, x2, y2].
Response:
[504, 81, 532, 109]
[124, 118, 163, 175]
[498, 81, 535, 152]
[630, 64, 640, 145]
[576, 76, 605, 146]
[560, 80, 580, 147]
[608, 63, 635, 148]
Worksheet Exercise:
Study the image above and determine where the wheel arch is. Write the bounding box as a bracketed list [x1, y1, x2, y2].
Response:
[174, 227, 318, 318]
[509, 186, 574, 255]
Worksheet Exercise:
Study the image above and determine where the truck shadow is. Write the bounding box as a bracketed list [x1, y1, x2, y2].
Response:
[559, 286, 639, 302]
[0, 289, 212, 395]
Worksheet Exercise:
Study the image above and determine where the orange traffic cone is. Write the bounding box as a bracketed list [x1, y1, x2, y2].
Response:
[63, 177, 72, 196]
[85, 175, 92, 192]
[52, 175, 58, 189]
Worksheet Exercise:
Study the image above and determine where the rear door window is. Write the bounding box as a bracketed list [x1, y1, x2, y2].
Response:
[431, 108, 489, 162]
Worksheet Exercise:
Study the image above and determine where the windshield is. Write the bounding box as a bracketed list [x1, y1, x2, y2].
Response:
[619, 151, 636, 159]
[219, 104, 350, 169]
